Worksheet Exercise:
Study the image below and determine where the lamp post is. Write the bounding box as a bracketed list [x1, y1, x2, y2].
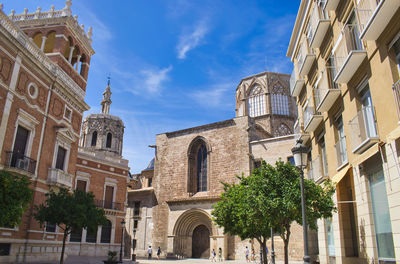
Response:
[120, 219, 126, 263]
[291, 139, 310, 264]
[271, 227, 275, 264]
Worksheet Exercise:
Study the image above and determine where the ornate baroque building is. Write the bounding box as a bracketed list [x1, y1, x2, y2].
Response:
[0, 2, 129, 262]
[126, 72, 311, 262]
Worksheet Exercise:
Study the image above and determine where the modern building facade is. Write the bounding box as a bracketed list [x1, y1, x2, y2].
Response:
[287, 0, 400, 263]
[126, 72, 310, 262]
[0, 2, 129, 262]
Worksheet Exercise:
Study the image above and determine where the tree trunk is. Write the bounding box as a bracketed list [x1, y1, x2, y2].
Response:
[261, 240, 268, 264]
[283, 239, 289, 264]
[60, 229, 68, 264]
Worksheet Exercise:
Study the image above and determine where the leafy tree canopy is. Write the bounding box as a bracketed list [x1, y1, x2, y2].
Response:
[0, 170, 33, 227]
[34, 188, 107, 264]
[212, 160, 336, 264]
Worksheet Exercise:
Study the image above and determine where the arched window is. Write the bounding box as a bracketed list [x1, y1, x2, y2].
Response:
[197, 145, 207, 192]
[91, 131, 97, 147]
[32, 32, 43, 49]
[106, 133, 112, 148]
[188, 138, 209, 193]
[248, 85, 266, 117]
[100, 220, 112, 243]
[43, 31, 56, 53]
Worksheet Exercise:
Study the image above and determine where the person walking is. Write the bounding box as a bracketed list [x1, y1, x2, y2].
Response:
[211, 248, 217, 262]
[147, 245, 153, 259]
[218, 247, 223, 262]
[245, 246, 250, 262]
[157, 247, 161, 260]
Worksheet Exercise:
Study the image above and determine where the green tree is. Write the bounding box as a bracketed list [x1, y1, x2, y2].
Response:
[34, 188, 107, 264]
[0, 170, 33, 227]
[212, 160, 336, 264]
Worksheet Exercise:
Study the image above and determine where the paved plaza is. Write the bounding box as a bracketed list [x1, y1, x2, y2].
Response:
[27, 255, 301, 264]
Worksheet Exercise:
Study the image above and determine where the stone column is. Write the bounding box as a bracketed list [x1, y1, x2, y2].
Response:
[68, 46, 75, 63]
[40, 36, 47, 51]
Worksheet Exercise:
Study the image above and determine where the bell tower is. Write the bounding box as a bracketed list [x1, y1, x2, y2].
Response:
[9, 0, 95, 90]
[79, 79, 125, 157]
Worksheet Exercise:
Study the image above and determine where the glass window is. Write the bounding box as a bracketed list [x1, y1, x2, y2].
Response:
[248, 86, 266, 117]
[133, 220, 138, 229]
[271, 94, 290, 116]
[319, 136, 328, 176]
[369, 168, 395, 260]
[393, 37, 400, 75]
[86, 227, 97, 243]
[148, 178, 152, 187]
[100, 220, 112, 243]
[197, 144, 207, 192]
[55, 146, 66, 170]
[336, 115, 347, 164]
[45, 222, 56, 232]
[70, 228, 82, 242]
[326, 218, 335, 256]
[360, 85, 377, 138]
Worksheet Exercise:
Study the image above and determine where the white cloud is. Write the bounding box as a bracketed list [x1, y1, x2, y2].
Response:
[191, 82, 233, 108]
[141, 66, 173, 94]
[177, 20, 209, 59]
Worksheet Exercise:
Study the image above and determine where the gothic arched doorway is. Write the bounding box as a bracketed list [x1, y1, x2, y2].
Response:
[172, 209, 216, 258]
[192, 225, 210, 258]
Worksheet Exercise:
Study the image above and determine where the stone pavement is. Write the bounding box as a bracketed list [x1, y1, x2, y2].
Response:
[29, 256, 300, 264]
[31, 256, 303, 264]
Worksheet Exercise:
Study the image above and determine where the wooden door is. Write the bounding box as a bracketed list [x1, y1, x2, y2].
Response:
[104, 186, 114, 209]
[192, 225, 210, 258]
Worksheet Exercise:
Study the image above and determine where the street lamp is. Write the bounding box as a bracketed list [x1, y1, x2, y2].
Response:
[291, 139, 310, 264]
[120, 219, 126, 263]
[270, 227, 275, 264]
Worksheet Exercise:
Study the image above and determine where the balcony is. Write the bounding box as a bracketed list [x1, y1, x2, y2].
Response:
[303, 105, 323, 132]
[325, 0, 340, 11]
[47, 168, 73, 188]
[95, 199, 123, 211]
[393, 80, 400, 122]
[4, 151, 36, 174]
[290, 68, 305, 97]
[297, 37, 316, 76]
[348, 106, 379, 154]
[294, 119, 311, 142]
[335, 137, 348, 169]
[309, 2, 330, 49]
[314, 68, 341, 112]
[356, 0, 400, 40]
[333, 24, 367, 84]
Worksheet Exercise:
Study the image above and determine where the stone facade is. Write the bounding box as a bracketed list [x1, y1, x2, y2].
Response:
[127, 72, 306, 262]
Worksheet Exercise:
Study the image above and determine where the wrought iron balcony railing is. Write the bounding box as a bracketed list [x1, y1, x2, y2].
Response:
[5, 151, 36, 174]
[94, 199, 123, 211]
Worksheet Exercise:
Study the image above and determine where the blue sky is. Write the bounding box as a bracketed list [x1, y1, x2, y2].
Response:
[5, 0, 299, 173]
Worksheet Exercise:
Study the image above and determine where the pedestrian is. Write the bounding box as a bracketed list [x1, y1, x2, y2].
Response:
[211, 248, 216, 262]
[157, 246, 161, 260]
[218, 247, 223, 262]
[251, 248, 255, 262]
[148, 245, 152, 259]
[245, 246, 250, 262]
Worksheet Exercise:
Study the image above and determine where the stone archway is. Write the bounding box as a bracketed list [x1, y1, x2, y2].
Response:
[172, 209, 215, 258]
[192, 225, 210, 258]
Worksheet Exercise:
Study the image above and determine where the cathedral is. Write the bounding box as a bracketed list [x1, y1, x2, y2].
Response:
[127, 72, 312, 262]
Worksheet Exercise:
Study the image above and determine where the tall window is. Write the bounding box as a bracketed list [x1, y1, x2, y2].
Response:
[188, 138, 209, 193]
[11, 125, 29, 168]
[106, 133, 112, 148]
[55, 146, 66, 170]
[318, 135, 328, 177]
[91, 131, 97, 147]
[197, 144, 207, 192]
[70, 228, 82, 242]
[86, 227, 97, 243]
[248, 85, 266, 117]
[100, 220, 112, 243]
[271, 94, 290, 115]
[335, 115, 347, 166]
[394, 37, 400, 75]
[326, 218, 335, 257]
[369, 168, 395, 261]
[76, 180, 87, 192]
